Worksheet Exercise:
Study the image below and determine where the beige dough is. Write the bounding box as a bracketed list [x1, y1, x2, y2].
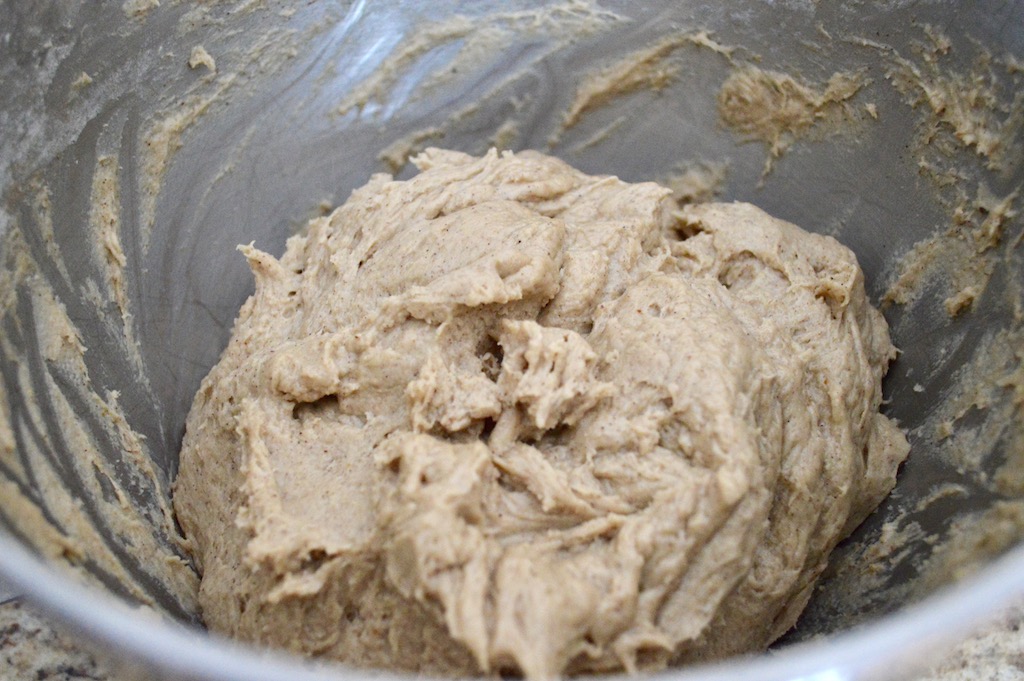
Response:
[173, 149, 909, 679]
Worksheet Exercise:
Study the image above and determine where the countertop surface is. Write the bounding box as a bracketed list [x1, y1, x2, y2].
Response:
[1, 579, 1022, 681]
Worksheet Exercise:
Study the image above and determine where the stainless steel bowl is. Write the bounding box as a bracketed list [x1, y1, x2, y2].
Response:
[1, 1, 1022, 680]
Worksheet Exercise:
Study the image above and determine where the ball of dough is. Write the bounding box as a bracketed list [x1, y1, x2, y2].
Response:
[173, 149, 909, 678]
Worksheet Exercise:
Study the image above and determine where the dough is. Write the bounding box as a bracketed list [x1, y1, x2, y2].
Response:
[173, 148, 909, 678]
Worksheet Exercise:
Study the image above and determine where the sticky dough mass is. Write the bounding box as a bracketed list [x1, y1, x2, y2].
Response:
[173, 149, 909, 678]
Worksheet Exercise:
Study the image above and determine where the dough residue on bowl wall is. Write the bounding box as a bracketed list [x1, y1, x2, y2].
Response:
[0, 203, 198, 619]
[336, 2, 624, 118]
[788, 24, 1024, 639]
[876, 25, 1023, 319]
[883, 183, 1018, 317]
[0, 1, 360, 618]
[122, 0, 160, 21]
[887, 24, 1023, 172]
[88, 156, 130, 319]
[139, 20, 306, 252]
[339, 2, 627, 173]
[716, 65, 870, 177]
[870, 27, 1024, 527]
[188, 45, 217, 73]
[350, 16, 874, 181]
[556, 30, 735, 136]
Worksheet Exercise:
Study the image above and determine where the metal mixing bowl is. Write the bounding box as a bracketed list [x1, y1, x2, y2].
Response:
[1, 1, 1022, 680]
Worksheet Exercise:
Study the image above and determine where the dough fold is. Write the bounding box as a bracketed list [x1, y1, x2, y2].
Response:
[174, 148, 909, 678]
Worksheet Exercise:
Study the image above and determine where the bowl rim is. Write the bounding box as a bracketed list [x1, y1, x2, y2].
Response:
[1, 530, 1022, 681]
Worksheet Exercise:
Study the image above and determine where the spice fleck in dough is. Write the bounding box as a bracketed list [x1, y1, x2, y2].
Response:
[173, 149, 909, 678]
